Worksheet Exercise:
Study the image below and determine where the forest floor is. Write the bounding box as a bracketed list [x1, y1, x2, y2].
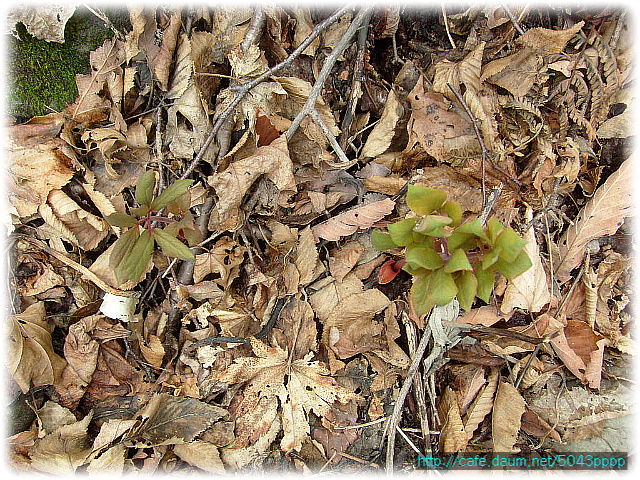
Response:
[6, 4, 635, 475]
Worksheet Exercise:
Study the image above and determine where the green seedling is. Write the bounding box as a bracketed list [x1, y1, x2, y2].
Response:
[105, 170, 201, 283]
[372, 185, 531, 317]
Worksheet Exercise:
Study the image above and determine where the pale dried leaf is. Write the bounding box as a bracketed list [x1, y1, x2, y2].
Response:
[153, 12, 181, 91]
[312, 198, 396, 241]
[166, 33, 194, 100]
[208, 135, 295, 231]
[329, 241, 365, 282]
[173, 441, 225, 473]
[519, 21, 584, 55]
[309, 273, 364, 323]
[211, 338, 359, 453]
[7, 114, 76, 217]
[29, 412, 93, 475]
[139, 334, 165, 368]
[43, 189, 110, 251]
[193, 236, 246, 287]
[405, 79, 478, 163]
[7, 5, 76, 42]
[295, 226, 325, 285]
[555, 156, 634, 282]
[86, 443, 126, 474]
[437, 386, 467, 453]
[166, 82, 212, 159]
[501, 207, 550, 313]
[74, 38, 125, 118]
[463, 368, 499, 440]
[491, 379, 525, 452]
[7, 302, 67, 393]
[482, 48, 541, 97]
[361, 90, 403, 158]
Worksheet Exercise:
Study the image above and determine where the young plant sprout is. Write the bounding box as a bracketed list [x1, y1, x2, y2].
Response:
[105, 170, 201, 283]
[372, 184, 531, 316]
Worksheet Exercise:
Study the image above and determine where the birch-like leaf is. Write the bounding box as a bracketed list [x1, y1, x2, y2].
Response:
[312, 198, 396, 241]
[555, 156, 634, 282]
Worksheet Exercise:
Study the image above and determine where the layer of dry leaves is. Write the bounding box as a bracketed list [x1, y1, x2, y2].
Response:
[6, 4, 634, 475]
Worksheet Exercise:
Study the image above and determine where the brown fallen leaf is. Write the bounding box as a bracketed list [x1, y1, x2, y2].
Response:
[7, 113, 77, 217]
[7, 4, 76, 43]
[463, 367, 499, 440]
[437, 386, 467, 453]
[173, 440, 225, 473]
[491, 378, 525, 452]
[555, 155, 634, 282]
[361, 89, 403, 158]
[521, 406, 562, 443]
[29, 411, 93, 475]
[312, 198, 396, 241]
[7, 302, 67, 394]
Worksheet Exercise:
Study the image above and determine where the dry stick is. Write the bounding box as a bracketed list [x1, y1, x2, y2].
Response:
[441, 3, 456, 49]
[401, 312, 432, 455]
[285, 6, 375, 168]
[84, 4, 125, 40]
[385, 325, 432, 475]
[478, 184, 502, 226]
[502, 4, 526, 36]
[339, 12, 372, 150]
[447, 82, 488, 204]
[241, 5, 266, 53]
[179, 5, 353, 181]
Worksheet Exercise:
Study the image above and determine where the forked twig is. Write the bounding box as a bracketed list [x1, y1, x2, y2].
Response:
[180, 5, 353, 180]
[502, 4, 526, 35]
[286, 6, 375, 169]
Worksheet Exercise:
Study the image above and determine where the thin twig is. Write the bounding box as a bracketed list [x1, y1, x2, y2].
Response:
[84, 4, 125, 41]
[447, 82, 487, 204]
[401, 312, 432, 455]
[395, 426, 423, 456]
[241, 5, 266, 52]
[179, 5, 354, 180]
[286, 6, 375, 168]
[478, 184, 502, 226]
[385, 325, 432, 475]
[441, 3, 456, 49]
[502, 4, 526, 35]
[339, 12, 372, 149]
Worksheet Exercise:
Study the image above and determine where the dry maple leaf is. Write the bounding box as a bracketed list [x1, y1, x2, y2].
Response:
[211, 337, 360, 453]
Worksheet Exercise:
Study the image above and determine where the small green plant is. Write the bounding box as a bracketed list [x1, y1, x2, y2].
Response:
[372, 184, 532, 317]
[105, 171, 201, 283]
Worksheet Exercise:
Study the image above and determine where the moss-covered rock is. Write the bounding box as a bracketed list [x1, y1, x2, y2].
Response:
[6, 6, 130, 122]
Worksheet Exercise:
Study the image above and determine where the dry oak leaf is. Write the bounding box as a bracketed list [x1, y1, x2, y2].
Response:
[462, 367, 498, 441]
[7, 113, 76, 217]
[312, 198, 396, 241]
[437, 386, 467, 453]
[6, 302, 67, 394]
[518, 21, 584, 55]
[211, 337, 360, 453]
[193, 236, 247, 286]
[555, 155, 634, 282]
